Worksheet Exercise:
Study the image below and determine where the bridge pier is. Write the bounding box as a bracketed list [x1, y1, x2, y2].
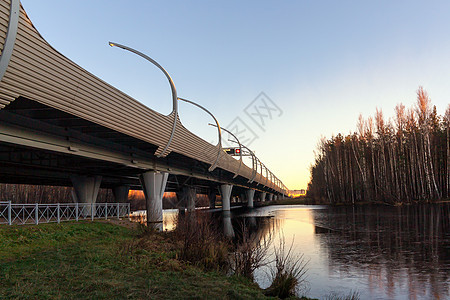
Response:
[220, 184, 233, 211]
[185, 186, 196, 213]
[139, 171, 168, 231]
[71, 175, 102, 216]
[246, 189, 255, 208]
[268, 194, 273, 201]
[260, 192, 267, 202]
[112, 185, 129, 203]
[208, 189, 216, 209]
[176, 190, 185, 215]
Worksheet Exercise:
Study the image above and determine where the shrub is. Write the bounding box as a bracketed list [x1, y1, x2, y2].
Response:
[173, 212, 230, 271]
[264, 237, 308, 299]
[230, 223, 272, 280]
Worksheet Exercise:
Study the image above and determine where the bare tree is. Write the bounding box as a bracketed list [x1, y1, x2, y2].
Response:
[308, 87, 447, 204]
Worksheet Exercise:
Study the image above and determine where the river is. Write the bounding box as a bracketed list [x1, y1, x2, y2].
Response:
[235, 204, 450, 299]
[161, 203, 449, 299]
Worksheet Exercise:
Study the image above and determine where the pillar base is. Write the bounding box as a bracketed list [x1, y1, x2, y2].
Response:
[71, 175, 102, 216]
[140, 171, 168, 231]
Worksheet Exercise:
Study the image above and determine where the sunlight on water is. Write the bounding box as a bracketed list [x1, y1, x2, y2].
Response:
[162, 209, 178, 231]
[129, 209, 178, 231]
[240, 204, 450, 300]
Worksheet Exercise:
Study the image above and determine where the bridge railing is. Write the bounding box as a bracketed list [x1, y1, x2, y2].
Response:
[0, 201, 130, 226]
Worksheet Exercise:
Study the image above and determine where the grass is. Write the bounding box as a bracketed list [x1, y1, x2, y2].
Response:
[0, 221, 280, 299]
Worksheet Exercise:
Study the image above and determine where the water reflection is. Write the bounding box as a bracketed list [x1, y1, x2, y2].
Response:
[235, 204, 450, 300]
[223, 210, 235, 238]
[162, 209, 178, 231]
[160, 204, 449, 299]
[310, 204, 449, 300]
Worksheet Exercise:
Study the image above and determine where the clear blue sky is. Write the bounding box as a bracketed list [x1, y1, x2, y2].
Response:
[21, 0, 450, 190]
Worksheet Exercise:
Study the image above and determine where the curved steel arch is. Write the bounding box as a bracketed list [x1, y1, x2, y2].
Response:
[108, 42, 178, 158]
[0, 0, 20, 82]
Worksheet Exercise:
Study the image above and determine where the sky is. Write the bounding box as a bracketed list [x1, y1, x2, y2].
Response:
[20, 0, 450, 190]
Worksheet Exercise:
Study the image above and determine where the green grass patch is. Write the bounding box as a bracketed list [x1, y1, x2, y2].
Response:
[0, 221, 286, 299]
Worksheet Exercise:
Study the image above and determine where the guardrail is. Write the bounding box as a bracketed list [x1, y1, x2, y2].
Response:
[0, 201, 130, 225]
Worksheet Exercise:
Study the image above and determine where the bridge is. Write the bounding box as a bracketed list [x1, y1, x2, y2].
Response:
[0, 0, 289, 229]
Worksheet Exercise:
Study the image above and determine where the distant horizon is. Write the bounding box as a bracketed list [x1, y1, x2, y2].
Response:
[21, 0, 450, 190]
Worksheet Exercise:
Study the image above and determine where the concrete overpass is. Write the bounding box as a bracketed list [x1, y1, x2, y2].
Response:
[0, 0, 289, 229]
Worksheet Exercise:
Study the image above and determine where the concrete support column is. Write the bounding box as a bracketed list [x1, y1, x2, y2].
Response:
[112, 185, 129, 203]
[185, 186, 196, 213]
[71, 175, 102, 216]
[176, 186, 196, 214]
[246, 189, 255, 208]
[208, 189, 216, 209]
[260, 192, 267, 202]
[176, 190, 185, 215]
[268, 194, 273, 201]
[139, 171, 169, 231]
[220, 184, 233, 211]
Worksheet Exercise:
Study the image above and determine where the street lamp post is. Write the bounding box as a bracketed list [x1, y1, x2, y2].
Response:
[178, 97, 222, 171]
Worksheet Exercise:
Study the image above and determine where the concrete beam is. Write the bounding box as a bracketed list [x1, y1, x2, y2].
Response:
[139, 171, 168, 231]
[0, 113, 278, 191]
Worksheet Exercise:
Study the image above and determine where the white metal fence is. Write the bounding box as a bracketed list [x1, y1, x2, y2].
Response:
[0, 201, 130, 225]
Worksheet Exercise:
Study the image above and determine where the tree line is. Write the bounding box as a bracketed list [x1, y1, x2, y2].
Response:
[0, 184, 114, 204]
[0, 184, 211, 210]
[308, 87, 450, 204]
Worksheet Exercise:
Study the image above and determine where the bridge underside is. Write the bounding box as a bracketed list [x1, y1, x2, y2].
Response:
[0, 97, 275, 196]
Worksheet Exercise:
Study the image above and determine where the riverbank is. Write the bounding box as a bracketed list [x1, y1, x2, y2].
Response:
[256, 197, 316, 207]
[259, 197, 450, 207]
[0, 221, 311, 299]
